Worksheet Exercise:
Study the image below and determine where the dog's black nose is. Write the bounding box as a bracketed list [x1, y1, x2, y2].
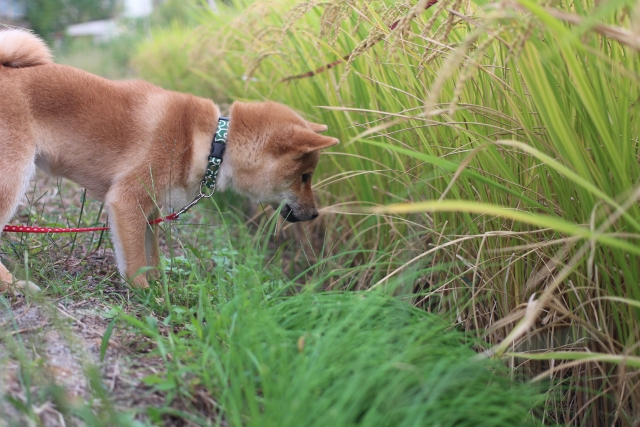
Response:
[280, 204, 319, 222]
[281, 204, 300, 222]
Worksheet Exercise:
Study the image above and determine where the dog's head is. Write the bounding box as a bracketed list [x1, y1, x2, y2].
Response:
[224, 101, 339, 222]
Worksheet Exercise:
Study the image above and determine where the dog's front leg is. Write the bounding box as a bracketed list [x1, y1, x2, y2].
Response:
[107, 188, 154, 289]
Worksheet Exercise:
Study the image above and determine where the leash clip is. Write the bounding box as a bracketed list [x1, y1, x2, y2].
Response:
[170, 192, 207, 221]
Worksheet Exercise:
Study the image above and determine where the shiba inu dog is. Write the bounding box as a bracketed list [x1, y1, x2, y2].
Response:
[0, 29, 338, 291]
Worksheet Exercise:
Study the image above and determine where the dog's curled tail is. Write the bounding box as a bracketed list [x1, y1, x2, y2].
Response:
[0, 29, 52, 68]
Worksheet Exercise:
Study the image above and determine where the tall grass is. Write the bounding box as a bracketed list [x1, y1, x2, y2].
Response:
[133, 0, 640, 424]
[117, 209, 544, 426]
[2, 185, 545, 425]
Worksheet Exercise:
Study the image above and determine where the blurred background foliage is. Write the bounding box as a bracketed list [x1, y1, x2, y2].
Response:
[25, 0, 119, 39]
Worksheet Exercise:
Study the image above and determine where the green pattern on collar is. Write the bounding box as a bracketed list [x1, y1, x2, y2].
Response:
[202, 117, 229, 191]
[203, 157, 222, 190]
[215, 117, 229, 144]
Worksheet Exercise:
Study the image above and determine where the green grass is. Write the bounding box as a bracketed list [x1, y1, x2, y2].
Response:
[1, 186, 545, 425]
[125, 282, 544, 426]
[130, 0, 640, 424]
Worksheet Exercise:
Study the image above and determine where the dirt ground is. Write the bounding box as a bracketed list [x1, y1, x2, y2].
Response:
[0, 172, 173, 426]
[0, 292, 173, 425]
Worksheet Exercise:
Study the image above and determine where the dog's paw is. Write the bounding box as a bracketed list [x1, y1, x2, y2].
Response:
[14, 280, 41, 294]
[131, 275, 150, 289]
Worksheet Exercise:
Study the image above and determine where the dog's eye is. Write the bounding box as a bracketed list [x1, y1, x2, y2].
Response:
[302, 173, 311, 183]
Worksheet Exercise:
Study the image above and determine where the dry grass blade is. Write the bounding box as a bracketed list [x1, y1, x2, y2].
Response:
[281, 0, 440, 82]
[511, 2, 640, 50]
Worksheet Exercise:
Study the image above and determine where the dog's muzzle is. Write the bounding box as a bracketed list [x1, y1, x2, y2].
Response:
[281, 203, 319, 223]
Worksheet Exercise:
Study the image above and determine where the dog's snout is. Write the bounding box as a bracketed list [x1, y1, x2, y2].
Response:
[281, 204, 297, 222]
[280, 204, 319, 223]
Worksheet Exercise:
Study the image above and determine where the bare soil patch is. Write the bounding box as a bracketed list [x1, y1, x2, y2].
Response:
[0, 171, 173, 426]
[0, 293, 169, 426]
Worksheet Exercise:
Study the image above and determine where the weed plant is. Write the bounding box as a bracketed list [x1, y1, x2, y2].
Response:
[132, 0, 640, 424]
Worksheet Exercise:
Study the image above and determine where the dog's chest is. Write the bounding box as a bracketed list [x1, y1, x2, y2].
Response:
[162, 186, 195, 211]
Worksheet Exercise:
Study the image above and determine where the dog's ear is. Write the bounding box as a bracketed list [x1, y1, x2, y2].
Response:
[297, 130, 339, 153]
[308, 122, 329, 133]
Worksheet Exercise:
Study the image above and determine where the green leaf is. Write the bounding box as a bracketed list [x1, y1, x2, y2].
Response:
[100, 318, 116, 362]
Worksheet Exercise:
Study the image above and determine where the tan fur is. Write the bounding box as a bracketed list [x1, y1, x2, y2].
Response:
[0, 29, 338, 291]
[0, 29, 53, 68]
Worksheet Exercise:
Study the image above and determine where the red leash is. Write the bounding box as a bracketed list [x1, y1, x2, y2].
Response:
[2, 213, 179, 234]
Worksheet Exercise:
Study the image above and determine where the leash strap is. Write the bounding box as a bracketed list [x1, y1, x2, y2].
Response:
[2, 116, 230, 234]
[3, 212, 177, 234]
[3, 224, 111, 234]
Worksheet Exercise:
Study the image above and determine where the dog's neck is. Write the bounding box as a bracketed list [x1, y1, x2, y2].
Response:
[215, 158, 232, 191]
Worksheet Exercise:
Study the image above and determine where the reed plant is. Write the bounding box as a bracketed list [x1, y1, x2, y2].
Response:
[133, 0, 640, 424]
